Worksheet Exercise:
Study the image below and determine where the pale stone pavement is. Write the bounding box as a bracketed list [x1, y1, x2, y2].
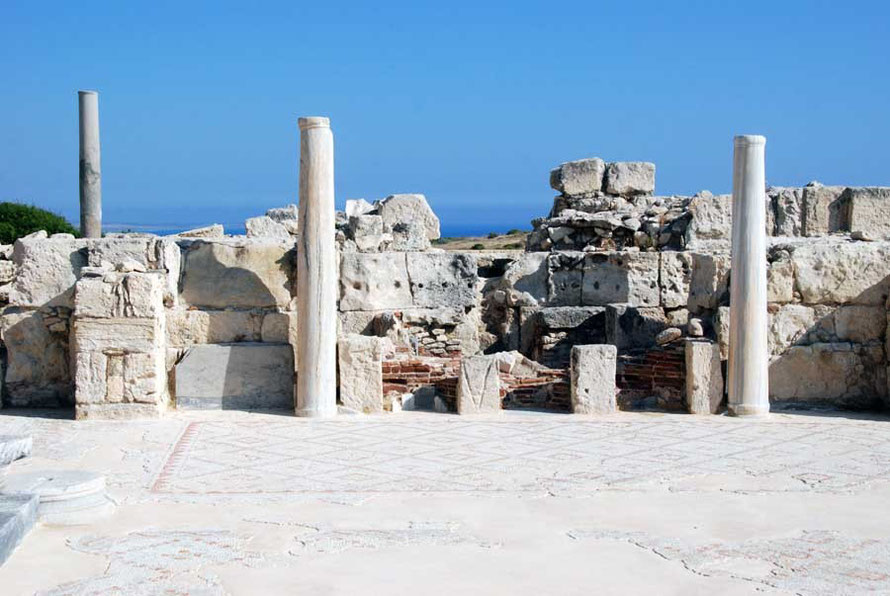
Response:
[1, 409, 889, 595]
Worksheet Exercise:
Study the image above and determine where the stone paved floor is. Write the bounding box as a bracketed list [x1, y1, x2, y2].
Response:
[1, 409, 889, 595]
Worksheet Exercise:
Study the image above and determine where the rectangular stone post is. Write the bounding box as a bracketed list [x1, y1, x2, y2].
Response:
[728, 135, 770, 416]
[570, 345, 617, 414]
[78, 91, 102, 238]
[296, 117, 337, 417]
[685, 339, 723, 414]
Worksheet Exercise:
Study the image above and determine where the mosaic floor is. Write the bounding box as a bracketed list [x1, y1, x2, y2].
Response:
[1, 409, 889, 595]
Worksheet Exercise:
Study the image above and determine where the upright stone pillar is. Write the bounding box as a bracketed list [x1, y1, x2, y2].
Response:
[295, 117, 337, 417]
[728, 135, 769, 416]
[78, 91, 102, 238]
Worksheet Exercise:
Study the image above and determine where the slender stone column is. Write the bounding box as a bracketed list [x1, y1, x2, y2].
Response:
[728, 135, 770, 416]
[295, 116, 337, 417]
[78, 91, 102, 238]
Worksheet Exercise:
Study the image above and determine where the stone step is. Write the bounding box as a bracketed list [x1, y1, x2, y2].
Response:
[0, 470, 115, 526]
[175, 343, 294, 410]
[0, 494, 38, 566]
[0, 436, 32, 468]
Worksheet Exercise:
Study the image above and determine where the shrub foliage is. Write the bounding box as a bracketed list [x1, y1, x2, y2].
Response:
[0, 202, 79, 244]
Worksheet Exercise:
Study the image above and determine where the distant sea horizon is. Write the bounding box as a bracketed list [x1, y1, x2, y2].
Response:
[101, 222, 529, 238]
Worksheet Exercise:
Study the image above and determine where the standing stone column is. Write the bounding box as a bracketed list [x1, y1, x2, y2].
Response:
[78, 91, 102, 238]
[728, 135, 770, 416]
[295, 117, 337, 417]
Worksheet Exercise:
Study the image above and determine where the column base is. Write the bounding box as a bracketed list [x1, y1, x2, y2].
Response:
[294, 406, 338, 418]
[727, 402, 770, 417]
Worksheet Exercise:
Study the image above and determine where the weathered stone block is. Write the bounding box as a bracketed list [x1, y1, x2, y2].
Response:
[390, 222, 430, 251]
[582, 252, 660, 307]
[660, 252, 693, 308]
[605, 304, 668, 350]
[686, 192, 731, 245]
[175, 343, 294, 409]
[180, 240, 295, 309]
[165, 309, 264, 347]
[177, 224, 224, 238]
[407, 252, 477, 308]
[338, 335, 385, 413]
[340, 252, 412, 311]
[0, 308, 71, 406]
[792, 242, 890, 305]
[457, 356, 501, 414]
[685, 340, 723, 414]
[9, 237, 89, 308]
[802, 184, 848, 236]
[73, 318, 163, 353]
[771, 187, 804, 236]
[570, 344, 617, 414]
[74, 272, 165, 319]
[687, 252, 731, 312]
[549, 158, 605, 197]
[500, 252, 549, 306]
[605, 162, 655, 196]
[547, 253, 584, 306]
[245, 216, 291, 239]
[768, 304, 815, 355]
[769, 342, 886, 408]
[847, 187, 890, 240]
[376, 194, 440, 240]
[833, 305, 885, 344]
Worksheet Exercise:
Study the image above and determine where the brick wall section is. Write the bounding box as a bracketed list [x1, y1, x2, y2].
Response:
[382, 351, 461, 398]
[501, 369, 570, 411]
[616, 345, 686, 410]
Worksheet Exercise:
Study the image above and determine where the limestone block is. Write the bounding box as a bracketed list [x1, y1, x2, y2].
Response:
[338, 335, 385, 413]
[261, 311, 299, 344]
[349, 214, 383, 241]
[769, 342, 886, 408]
[391, 222, 431, 251]
[771, 187, 804, 236]
[73, 318, 163, 353]
[660, 252, 693, 308]
[407, 252, 478, 308]
[582, 252, 660, 307]
[549, 158, 605, 197]
[570, 344, 617, 414]
[767, 255, 794, 303]
[122, 351, 166, 404]
[177, 224, 224, 238]
[501, 252, 549, 306]
[457, 355, 501, 414]
[340, 252, 412, 311]
[245, 216, 291, 239]
[801, 184, 848, 236]
[792, 242, 890, 305]
[179, 240, 295, 309]
[0, 308, 71, 406]
[685, 192, 731, 245]
[605, 304, 668, 350]
[165, 309, 263, 347]
[175, 343, 294, 409]
[376, 194, 441, 240]
[685, 340, 723, 414]
[715, 306, 730, 360]
[687, 252, 731, 312]
[155, 238, 181, 306]
[345, 198, 375, 218]
[86, 237, 154, 269]
[9, 236, 89, 307]
[0, 261, 14, 285]
[768, 304, 815, 355]
[605, 162, 655, 196]
[847, 187, 890, 240]
[76, 402, 165, 419]
[833, 305, 886, 344]
[73, 350, 107, 404]
[74, 272, 165, 319]
[547, 252, 584, 306]
[266, 204, 299, 233]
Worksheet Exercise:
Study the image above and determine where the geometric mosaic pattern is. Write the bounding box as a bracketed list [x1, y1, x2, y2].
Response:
[153, 416, 890, 496]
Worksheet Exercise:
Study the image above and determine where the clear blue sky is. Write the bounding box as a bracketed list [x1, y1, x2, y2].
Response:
[1, 1, 888, 235]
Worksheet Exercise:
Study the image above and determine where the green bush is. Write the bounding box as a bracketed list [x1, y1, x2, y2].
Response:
[487, 232, 499, 239]
[471, 243, 485, 250]
[0, 203, 79, 244]
[506, 228, 523, 235]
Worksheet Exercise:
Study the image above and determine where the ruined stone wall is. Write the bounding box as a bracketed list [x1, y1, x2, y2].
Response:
[1, 166, 888, 415]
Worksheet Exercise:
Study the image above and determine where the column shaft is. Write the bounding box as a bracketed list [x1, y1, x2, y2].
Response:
[295, 117, 338, 417]
[78, 91, 102, 238]
[727, 135, 770, 416]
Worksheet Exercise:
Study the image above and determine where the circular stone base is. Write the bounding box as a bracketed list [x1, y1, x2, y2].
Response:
[0, 470, 115, 526]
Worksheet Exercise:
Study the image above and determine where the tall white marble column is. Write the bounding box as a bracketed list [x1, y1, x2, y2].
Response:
[295, 117, 337, 417]
[78, 91, 102, 238]
[728, 134, 770, 416]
